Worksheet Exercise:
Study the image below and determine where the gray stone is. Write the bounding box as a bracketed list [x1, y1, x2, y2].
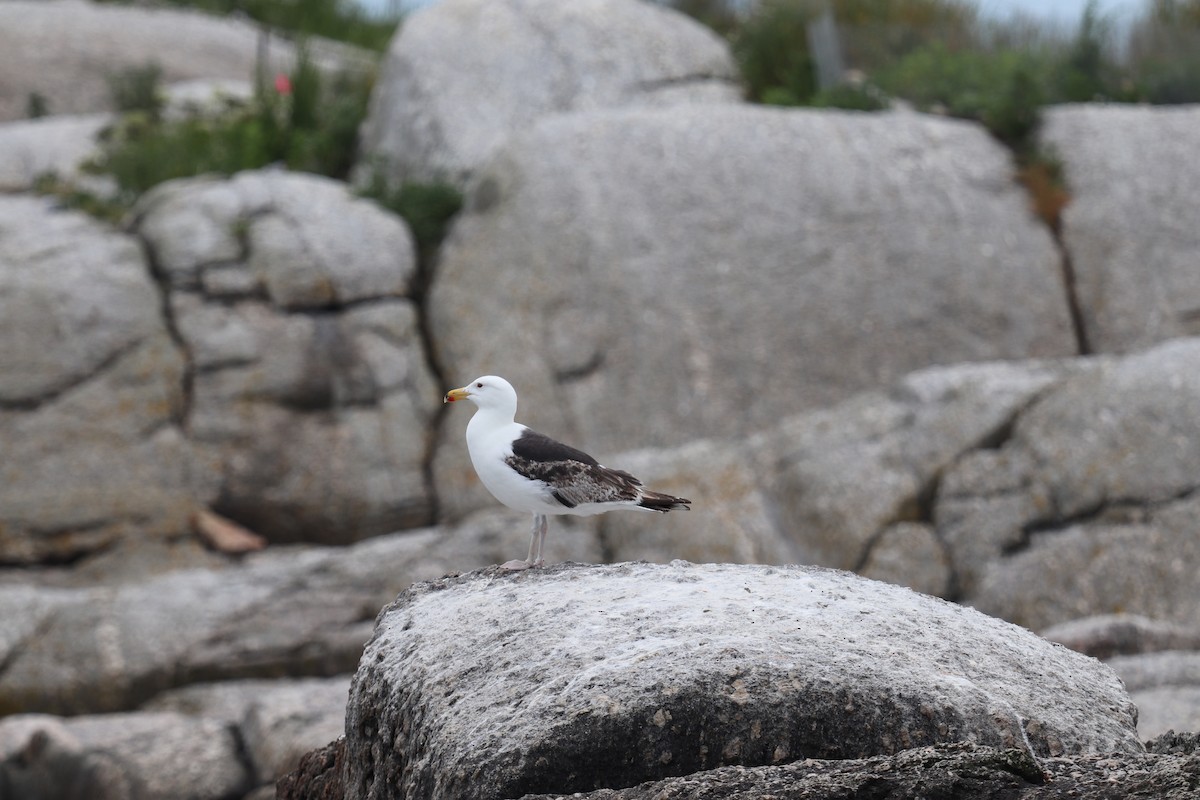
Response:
[600, 440, 793, 566]
[938, 339, 1200, 628]
[240, 679, 349, 785]
[1042, 615, 1200, 660]
[515, 743, 1200, 800]
[0, 0, 371, 122]
[429, 106, 1076, 519]
[143, 676, 351, 785]
[134, 171, 415, 304]
[1042, 104, 1200, 353]
[1106, 651, 1200, 739]
[0, 114, 110, 191]
[344, 562, 1140, 800]
[859, 522, 951, 597]
[0, 196, 193, 564]
[0, 511, 596, 716]
[1129, 687, 1200, 741]
[132, 171, 434, 543]
[1108, 651, 1200, 693]
[971, 497, 1200, 632]
[277, 737, 345, 800]
[0, 711, 251, 800]
[0, 196, 162, 404]
[749, 359, 1066, 572]
[358, 0, 738, 187]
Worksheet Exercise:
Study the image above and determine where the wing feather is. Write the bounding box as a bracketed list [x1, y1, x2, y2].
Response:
[506, 428, 643, 509]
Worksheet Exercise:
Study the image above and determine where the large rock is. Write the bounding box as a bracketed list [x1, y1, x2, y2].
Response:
[429, 106, 1077, 518]
[520, 742, 1200, 800]
[939, 338, 1200, 628]
[0, 711, 251, 800]
[748, 359, 1068, 572]
[358, 0, 738, 187]
[1107, 651, 1200, 740]
[0, 511, 598, 716]
[595, 359, 1069, 577]
[287, 740, 1200, 800]
[1042, 104, 1200, 353]
[344, 562, 1140, 800]
[0, 114, 110, 191]
[599, 439, 794, 566]
[0, 196, 192, 564]
[1042, 614, 1200, 660]
[0, 0, 369, 122]
[131, 170, 435, 542]
[143, 676, 352, 786]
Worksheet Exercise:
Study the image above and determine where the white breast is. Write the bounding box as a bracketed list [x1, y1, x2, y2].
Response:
[465, 418, 560, 514]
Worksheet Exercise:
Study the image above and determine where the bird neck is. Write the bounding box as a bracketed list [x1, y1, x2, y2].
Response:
[470, 404, 517, 429]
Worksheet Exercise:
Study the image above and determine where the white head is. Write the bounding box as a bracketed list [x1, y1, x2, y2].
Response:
[444, 375, 519, 419]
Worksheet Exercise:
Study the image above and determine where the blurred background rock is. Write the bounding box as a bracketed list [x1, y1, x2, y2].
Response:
[1, 0, 1198, 797]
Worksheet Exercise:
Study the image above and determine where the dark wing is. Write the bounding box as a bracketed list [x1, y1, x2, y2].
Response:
[510, 429, 599, 467]
[506, 429, 643, 509]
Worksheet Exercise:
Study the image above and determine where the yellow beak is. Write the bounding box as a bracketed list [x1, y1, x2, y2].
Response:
[444, 387, 470, 404]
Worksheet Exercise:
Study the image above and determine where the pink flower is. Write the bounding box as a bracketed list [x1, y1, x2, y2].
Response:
[274, 73, 292, 95]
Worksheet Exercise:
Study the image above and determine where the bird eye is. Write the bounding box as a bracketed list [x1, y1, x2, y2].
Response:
[476, 382, 483, 388]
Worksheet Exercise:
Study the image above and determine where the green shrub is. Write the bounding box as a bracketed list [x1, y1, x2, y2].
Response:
[733, 0, 818, 105]
[26, 92, 50, 119]
[107, 62, 165, 118]
[82, 49, 374, 208]
[361, 178, 464, 261]
[1126, 0, 1200, 103]
[731, 0, 981, 106]
[872, 43, 1048, 147]
[808, 80, 889, 111]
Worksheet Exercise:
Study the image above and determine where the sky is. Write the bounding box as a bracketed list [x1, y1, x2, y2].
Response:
[977, 0, 1141, 26]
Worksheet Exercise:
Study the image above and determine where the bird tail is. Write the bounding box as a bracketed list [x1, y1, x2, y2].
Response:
[638, 490, 691, 513]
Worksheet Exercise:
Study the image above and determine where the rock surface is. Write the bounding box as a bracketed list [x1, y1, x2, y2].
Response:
[0, 196, 192, 565]
[516, 740, 1200, 800]
[0, 0, 368, 122]
[429, 105, 1076, 518]
[1042, 104, 1200, 353]
[0, 511, 598, 716]
[131, 170, 434, 543]
[1107, 652, 1200, 740]
[749, 359, 1067, 572]
[277, 737, 346, 800]
[0, 114, 110, 191]
[1042, 614, 1200, 660]
[344, 562, 1140, 800]
[358, 0, 738, 187]
[0, 711, 252, 800]
[599, 440, 794, 566]
[946, 339, 1200, 629]
[143, 676, 351, 786]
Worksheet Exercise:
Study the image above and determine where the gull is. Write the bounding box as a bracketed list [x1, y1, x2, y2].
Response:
[444, 376, 691, 569]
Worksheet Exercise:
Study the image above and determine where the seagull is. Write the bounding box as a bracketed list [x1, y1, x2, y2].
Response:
[444, 376, 691, 570]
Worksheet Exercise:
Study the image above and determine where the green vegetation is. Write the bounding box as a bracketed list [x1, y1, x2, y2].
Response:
[359, 178, 464, 261]
[669, 0, 1200, 226]
[46, 54, 462, 253]
[675, 0, 1200, 118]
[39, 0, 463, 253]
[82, 52, 374, 207]
[107, 62, 166, 118]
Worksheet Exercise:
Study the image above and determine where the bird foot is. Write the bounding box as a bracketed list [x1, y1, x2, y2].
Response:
[500, 559, 534, 571]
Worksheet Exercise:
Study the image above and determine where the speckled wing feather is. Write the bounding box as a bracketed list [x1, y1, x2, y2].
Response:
[507, 429, 690, 512]
[507, 430, 642, 508]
